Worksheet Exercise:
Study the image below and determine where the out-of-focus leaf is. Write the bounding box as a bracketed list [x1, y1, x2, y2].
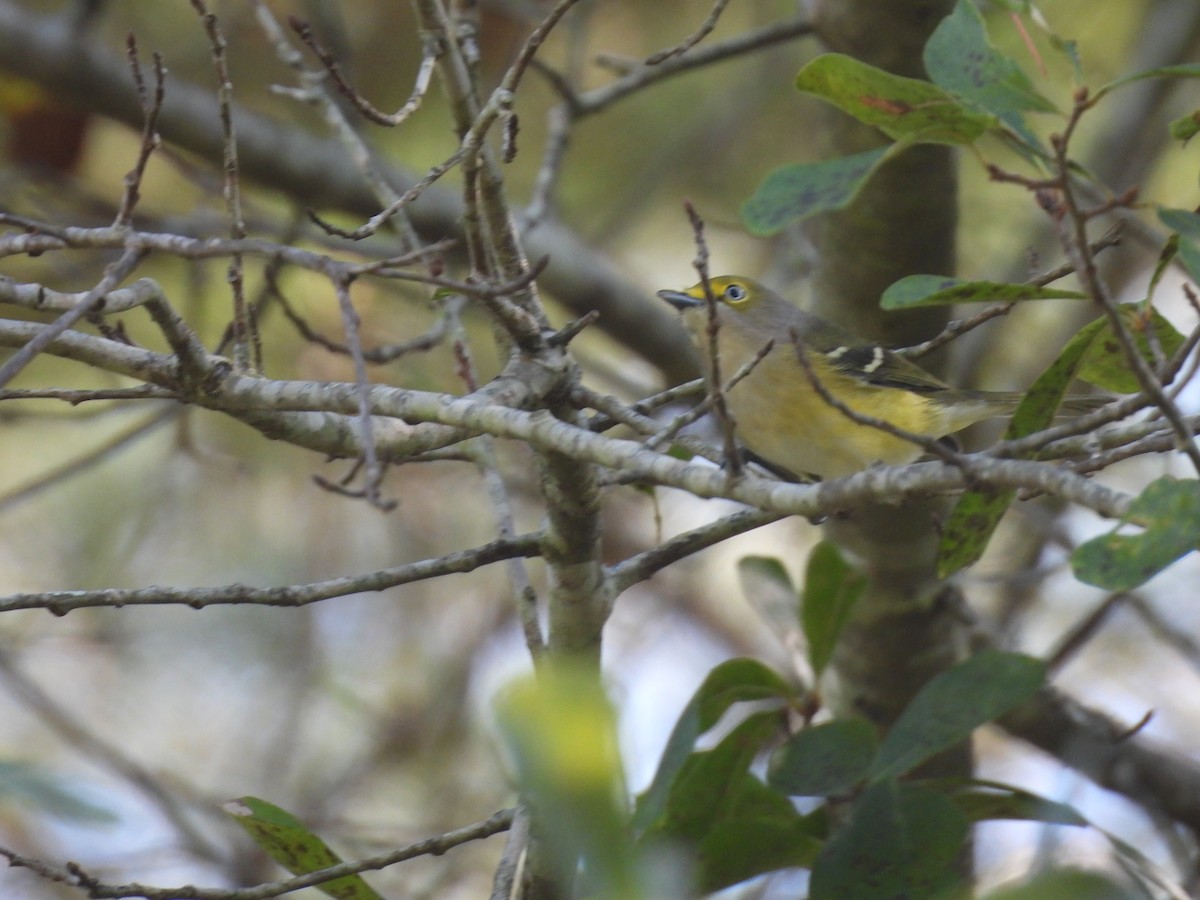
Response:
[795, 54, 994, 144]
[742, 146, 892, 235]
[881, 274, 1085, 309]
[1159, 208, 1200, 284]
[870, 652, 1044, 782]
[1073, 477, 1200, 590]
[1158, 207, 1200, 238]
[738, 555, 804, 647]
[1179, 240, 1200, 286]
[982, 869, 1135, 900]
[800, 542, 865, 677]
[0, 761, 116, 824]
[737, 555, 793, 595]
[768, 719, 877, 797]
[930, 778, 1087, 826]
[496, 664, 646, 898]
[810, 781, 967, 900]
[225, 796, 384, 900]
[1170, 110, 1200, 143]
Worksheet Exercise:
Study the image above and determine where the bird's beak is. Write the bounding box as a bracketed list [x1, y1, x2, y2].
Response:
[656, 288, 705, 311]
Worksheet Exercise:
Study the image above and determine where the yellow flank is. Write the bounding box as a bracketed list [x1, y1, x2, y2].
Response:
[657, 276, 1017, 479]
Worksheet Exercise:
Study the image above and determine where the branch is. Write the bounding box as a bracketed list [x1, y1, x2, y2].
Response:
[0, 808, 515, 900]
[0, 1, 691, 378]
[0, 316, 1140, 520]
[1003, 686, 1200, 837]
[0, 534, 542, 614]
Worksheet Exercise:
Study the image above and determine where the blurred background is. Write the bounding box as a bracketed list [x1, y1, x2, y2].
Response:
[1, 0, 1199, 896]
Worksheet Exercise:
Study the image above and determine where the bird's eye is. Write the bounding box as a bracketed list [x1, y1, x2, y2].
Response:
[724, 284, 747, 303]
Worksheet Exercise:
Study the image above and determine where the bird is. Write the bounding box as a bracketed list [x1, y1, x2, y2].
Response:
[657, 275, 1098, 479]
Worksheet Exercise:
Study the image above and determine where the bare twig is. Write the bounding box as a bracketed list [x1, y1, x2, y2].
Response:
[190, 0, 256, 371]
[576, 15, 814, 116]
[290, 15, 440, 127]
[1051, 90, 1200, 473]
[0, 246, 146, 388]
[608, 507, 784, 594]
[330, 276, 393, 509]
[0, 533, 543, 614]
[788, 327, 968, 471]
[0, 807, 515, 900]
[645, 0, 732, 65]
[113, 37, 165, 226]
[901, 224, 1123, 359]
[685, 202, 742, 476]
[490, 805, 530, 900]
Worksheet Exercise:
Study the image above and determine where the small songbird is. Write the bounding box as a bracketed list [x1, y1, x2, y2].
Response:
[658, 275, 1098, 479]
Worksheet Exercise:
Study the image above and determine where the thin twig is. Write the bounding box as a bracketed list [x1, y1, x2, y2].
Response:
[685, 202, 742, 475]
[608, 507, 784, 594]
[113, 37, 165, 226]
[788, 326, 968, 471]
[331, 276, 394, 510]
[190, 0, 256, 371]
[1, 808, 515, 900]
[0, 533, 544, 615]
[1052, 89, 1200, 474]
[0, 246, 146, 388]
[290, 15, 440, 127]
[645, 0, 732, 65]
[489, 805, 530, 900]
[576, 15, 814, 116]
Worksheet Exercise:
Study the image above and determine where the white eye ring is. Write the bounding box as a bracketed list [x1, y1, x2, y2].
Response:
[724, 284, 747, 302]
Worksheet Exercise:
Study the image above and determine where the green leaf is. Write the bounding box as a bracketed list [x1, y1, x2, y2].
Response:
[1073, 477, 1200, 590]
[634, 659, 793, 835]
[800, 542, 866, 677]
[1076, 305, 1184, 393]
[870, 652, 1044, 782]
[982, 869, 1136, 900]
[1157, 208, 1200, 285]
[924, 0, 1057, 150]
[643, 712, 782, 841]
[738, 555, 803, 641]
[741, 146, 892, 235]
[737, 555, 793, 594]
[795, 53, 994, 144]
[1179, 240, 1200, 286]
[226, 796, 385, 900]
[1094, 62, 1200, 103]
[768, 719, 877, 797]
[929, 778, 1087, 827]
[1158, 207, 1200, 238]
[936, 488, 1020, 580]
[495, 664, 639, 898]
[937, 316, 1107, 577]
[638, 711, 823, 892]
[692, 763, 825, 891]
[1170, 110, 1200, 144]
[0, 761, 116, 823]
[881, 275, 1086, 309]
[810, 781, 968, 900]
